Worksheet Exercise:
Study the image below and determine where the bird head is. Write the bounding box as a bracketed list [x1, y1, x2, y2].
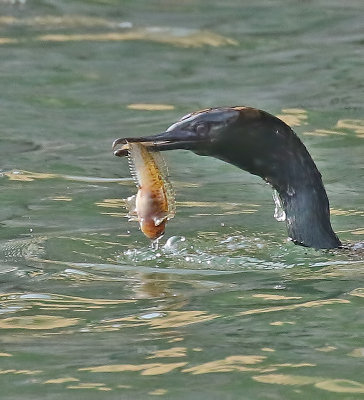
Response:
[112, 106, 300, 184]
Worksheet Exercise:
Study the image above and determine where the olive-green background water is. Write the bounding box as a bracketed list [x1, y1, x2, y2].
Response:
[0, 1, 363, 399]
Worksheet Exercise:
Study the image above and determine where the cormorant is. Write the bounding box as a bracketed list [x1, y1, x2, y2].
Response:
[113, 106, 341, 250]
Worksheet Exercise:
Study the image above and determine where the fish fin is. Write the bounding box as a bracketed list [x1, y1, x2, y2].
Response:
[165, 179, 176, 220]
[149, 149, 169, 180]
[127, 142, 147, 188]
[127, 151, 140, 188]
[124, 195, 141, 221]
[124, 194, 137, 215]
[153, 214, 168, 226]
[149, 149, 176, 220]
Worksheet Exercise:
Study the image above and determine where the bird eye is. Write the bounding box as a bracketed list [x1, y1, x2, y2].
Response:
[195, 123, 209, 136]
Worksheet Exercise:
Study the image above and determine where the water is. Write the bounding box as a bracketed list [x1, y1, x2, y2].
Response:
[0, 1, 363, 399]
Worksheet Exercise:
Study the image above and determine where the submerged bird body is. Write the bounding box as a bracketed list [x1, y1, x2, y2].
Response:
[125, 142, 175, 240]
[114, 107, 341, 249]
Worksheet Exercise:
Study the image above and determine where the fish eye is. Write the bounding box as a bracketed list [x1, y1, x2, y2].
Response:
[194, 123, 209, 136]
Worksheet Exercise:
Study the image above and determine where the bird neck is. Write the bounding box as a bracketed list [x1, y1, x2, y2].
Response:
[216, 115, 341, 249]
[268, 154, 341, 249]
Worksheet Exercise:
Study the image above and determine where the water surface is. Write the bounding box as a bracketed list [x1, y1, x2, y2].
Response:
[0, 1, 363, 399]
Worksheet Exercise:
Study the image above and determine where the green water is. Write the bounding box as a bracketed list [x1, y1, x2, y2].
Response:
[0, 1, 363, 399]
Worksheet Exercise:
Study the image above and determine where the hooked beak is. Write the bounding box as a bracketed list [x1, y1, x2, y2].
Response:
[112, 129, 202, 157]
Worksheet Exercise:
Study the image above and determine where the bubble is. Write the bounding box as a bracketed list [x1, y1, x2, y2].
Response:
[163, 236, 186, 252]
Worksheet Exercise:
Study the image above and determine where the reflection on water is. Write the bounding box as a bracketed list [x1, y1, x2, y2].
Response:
[304, 128, 347, 137]
[105, 310, 219, 330]
[127, 103, 175, 111]
[4, 170, 129, 183]
[349, 288, 364, 298]
[36, 29, 237, 48]
[275, 108, 364, 139]
[0, 315, 80, 330]
[0, 17, 238, 48]
[347, 348, 364, 358]
[66, 382, 113, 391]
[238, 299, 350, 316]
[4, 170, 57, 182]
[252, 293, 302, 300]
[0, 15, 122, 28]
[50, 196, 72, 201]
[146, 346, 187, 359]
[0, 369, 42, 376]
[80, 362, 187, 376]
[182, 355, 268, 374]
[331, 208, 364, 217]
[336, 119, 364, 137]
[254, 374, 364, 394]
[0, 37, 16, 44]
[276, 108, 308, 127]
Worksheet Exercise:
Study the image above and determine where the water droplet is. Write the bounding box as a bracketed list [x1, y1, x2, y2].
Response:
[287, 185, 295, 196]
[139, 312, 163, 320]
[272, 190, 286, 222]
[151, 238, 161, 250]
[274, 285, 286, 290]
[163, 236, 186, 251]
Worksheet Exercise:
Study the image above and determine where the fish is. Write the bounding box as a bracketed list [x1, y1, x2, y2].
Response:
[124, 141, 175, 240]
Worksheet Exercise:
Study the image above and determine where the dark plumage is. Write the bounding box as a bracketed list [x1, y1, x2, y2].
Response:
[113, 107, 341, 249]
